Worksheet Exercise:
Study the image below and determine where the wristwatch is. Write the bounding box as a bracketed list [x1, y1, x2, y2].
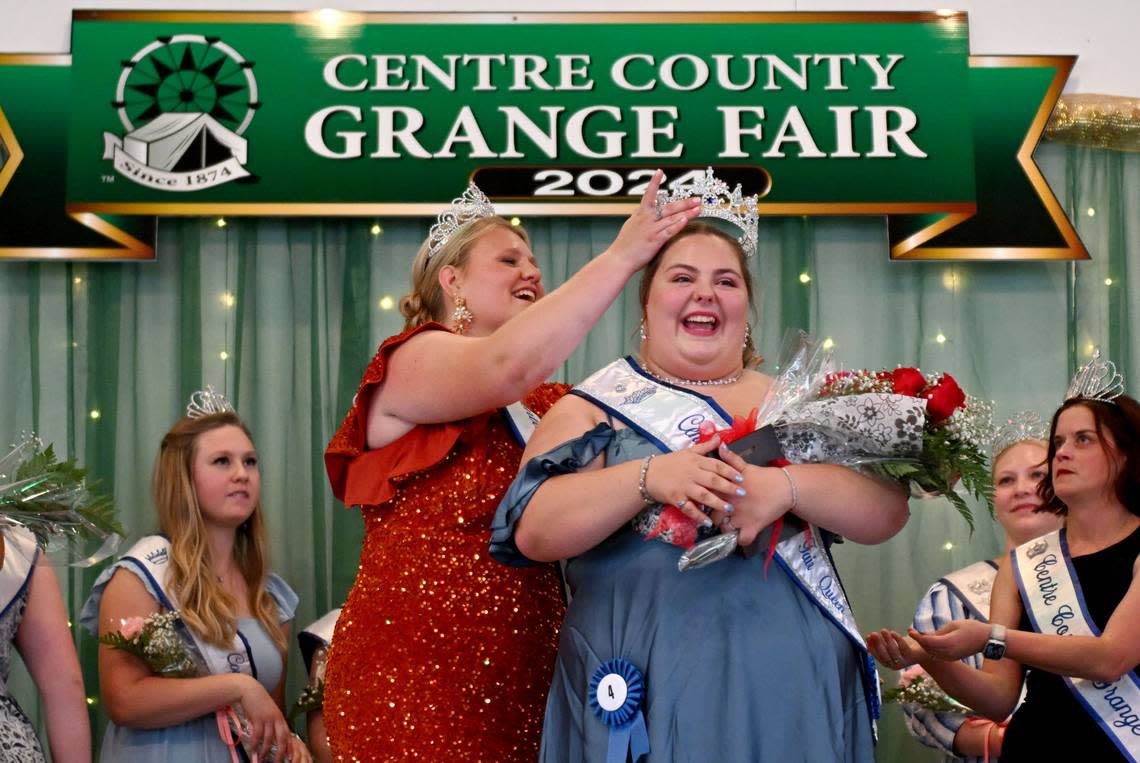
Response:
[982, 623, 1007, 660]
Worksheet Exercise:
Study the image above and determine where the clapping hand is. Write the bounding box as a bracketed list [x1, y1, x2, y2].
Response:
[908, 620, 991, 662]
[867, 628, 927, 670]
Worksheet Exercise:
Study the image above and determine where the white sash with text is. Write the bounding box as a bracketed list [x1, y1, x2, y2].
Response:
[1013, 529, 1140, 760]
[122, 535, 256, 680]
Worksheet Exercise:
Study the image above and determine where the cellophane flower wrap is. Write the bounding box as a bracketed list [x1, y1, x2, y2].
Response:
[631, 332, 994, 569]
[0, 432, 123, 563]
[100, 611, 277, 761]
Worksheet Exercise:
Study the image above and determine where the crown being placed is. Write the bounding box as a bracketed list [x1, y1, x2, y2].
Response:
[655, 167, 759, 257]
[991, 410, 1049, 459]
[186, 385, 235, 419]
[426, 183, 497, 261]
[1065, 349, 1125, 404]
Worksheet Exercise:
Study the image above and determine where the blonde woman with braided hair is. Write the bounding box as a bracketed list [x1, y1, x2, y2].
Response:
[323, 172, 699, 761]
[82, 403, 309, 763]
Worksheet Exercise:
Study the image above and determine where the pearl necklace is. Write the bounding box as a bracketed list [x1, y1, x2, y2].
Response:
[639, 358, 744, 387]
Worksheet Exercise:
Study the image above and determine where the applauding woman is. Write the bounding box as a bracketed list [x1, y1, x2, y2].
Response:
[871, 412, 1062, 761]
[81, 392, 307, 763]
[876, 355, 1140, 762]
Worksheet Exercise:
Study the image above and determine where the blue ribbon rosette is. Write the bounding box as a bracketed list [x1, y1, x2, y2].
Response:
[589, 659, 650, 763]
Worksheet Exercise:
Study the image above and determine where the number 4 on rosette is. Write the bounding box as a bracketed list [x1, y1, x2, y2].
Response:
[589, 659, 650, 763]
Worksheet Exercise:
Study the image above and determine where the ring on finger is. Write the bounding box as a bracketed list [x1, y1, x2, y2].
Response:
[653, 193, 665, 220]
[676, 498, 687, 509]
[721, 516, 736, 531]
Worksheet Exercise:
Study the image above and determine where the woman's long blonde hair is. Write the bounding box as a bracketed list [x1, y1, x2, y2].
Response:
[399, 216, 530, 329]
[152, 412, 285, 652]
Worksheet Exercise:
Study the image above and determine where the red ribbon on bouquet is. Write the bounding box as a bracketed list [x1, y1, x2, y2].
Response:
[696, 410, 810, 576]
[645, 408, 810, 576]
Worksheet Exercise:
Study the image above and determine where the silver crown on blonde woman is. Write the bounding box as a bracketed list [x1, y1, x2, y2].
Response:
[991, 410, 1049, 459]
[426, 183, 497, 260]
[186, 385, 235, 418]
[1065, 349, 1125, 404]
[654, 167, 760, 257]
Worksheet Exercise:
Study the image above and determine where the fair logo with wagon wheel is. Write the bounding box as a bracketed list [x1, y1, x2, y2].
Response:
[101, 34, 259, 191]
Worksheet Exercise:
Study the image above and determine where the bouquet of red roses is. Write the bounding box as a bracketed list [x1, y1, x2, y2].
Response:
[816, 365, 993, 525]
[633, 333, 993, 569]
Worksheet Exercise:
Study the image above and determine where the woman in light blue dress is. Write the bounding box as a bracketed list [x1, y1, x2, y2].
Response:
[80, 404, 307, 763]
[491, 221, 910, 761]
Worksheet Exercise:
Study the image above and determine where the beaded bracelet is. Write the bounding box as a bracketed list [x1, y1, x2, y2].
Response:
[779, 466, 799, 512]
[638, 454, 656, 504]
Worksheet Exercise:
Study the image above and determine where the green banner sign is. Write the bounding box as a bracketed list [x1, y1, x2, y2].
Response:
[0, 11, 1086, 260]
[0, 55, 152, 259]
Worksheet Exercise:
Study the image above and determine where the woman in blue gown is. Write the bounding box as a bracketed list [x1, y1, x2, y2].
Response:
[81, 400, 306, 763]
[491, 218, 910, 762]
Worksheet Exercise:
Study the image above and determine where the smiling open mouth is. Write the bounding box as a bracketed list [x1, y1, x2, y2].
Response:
[682, 313, 718, 334]
[513, 288, 537, 302]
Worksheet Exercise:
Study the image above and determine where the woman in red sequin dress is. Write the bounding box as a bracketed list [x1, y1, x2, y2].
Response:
[322, 175, 699, 761]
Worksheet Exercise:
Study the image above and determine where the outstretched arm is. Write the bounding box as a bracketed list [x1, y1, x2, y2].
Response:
[15, 560, 90, 763]
[873, 560, 1027, 721]
[369, 171, 701, 441]
[915, 555, 1140, 684]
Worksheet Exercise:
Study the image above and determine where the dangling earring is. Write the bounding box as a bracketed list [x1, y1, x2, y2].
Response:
[639, 320, 648, 342]
[743, 322, 752, 349]
[451, 295, 474, 335]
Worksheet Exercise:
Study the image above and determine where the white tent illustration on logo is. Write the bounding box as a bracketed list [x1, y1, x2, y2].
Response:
[123, 112, 247, 172]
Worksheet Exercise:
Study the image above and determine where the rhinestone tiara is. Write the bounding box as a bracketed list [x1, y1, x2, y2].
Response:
[426, 183, 497, 261]
[186, 385, 235, 419]
[1065, 349, 1124, 404]
[991, 410, 1049, 459]
[655, 167, 759, 257]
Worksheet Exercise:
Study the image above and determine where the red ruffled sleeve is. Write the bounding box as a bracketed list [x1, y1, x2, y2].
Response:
[324, 323, 468, 507]
[324, 326, 570, 508]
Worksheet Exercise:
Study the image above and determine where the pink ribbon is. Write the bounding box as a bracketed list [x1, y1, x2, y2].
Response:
[216, 705, 258, 763]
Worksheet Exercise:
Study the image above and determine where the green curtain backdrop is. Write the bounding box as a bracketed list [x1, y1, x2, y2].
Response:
[0, 141, 1136, 760]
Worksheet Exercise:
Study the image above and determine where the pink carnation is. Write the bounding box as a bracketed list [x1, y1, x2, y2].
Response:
[899, 664, 926, 686]
[119, 616, 146, 640]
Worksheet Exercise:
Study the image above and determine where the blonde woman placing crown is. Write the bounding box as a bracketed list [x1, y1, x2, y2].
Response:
[322, 171, 699, 761]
